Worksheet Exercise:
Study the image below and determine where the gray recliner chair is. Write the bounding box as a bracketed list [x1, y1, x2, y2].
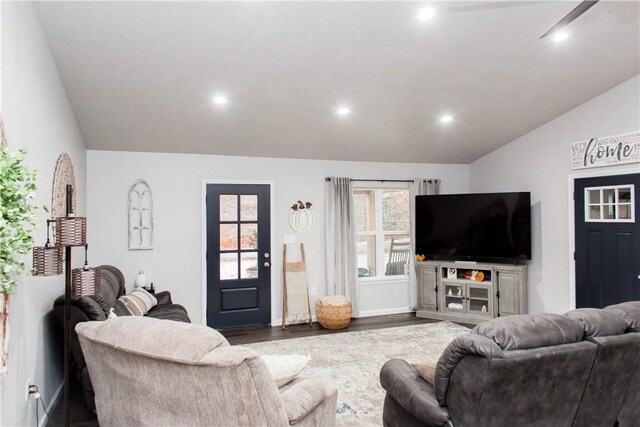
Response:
[77, 316, 338, 426]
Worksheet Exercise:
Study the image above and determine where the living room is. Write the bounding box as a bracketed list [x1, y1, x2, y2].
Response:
[1, 1, 639, 426]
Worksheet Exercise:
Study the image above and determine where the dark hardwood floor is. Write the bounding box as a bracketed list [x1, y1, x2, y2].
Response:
[47, 313, 454, 426]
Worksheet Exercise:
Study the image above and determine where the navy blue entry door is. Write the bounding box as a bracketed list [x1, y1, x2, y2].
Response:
[206, 184, 271, 328]
[574, 173, 640, 308]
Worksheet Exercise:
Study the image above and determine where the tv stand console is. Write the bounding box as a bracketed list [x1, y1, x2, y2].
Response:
[416, 260, 527, 324]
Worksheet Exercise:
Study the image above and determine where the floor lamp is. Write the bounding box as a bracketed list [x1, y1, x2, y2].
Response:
[33, 184, 99, 427]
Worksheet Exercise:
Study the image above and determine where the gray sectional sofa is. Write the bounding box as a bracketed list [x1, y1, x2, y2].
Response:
[380, 301, 640, 427]
[53, 265, 190, 411]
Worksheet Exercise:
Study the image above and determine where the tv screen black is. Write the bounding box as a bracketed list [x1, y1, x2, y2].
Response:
[415, 192, 531, 261]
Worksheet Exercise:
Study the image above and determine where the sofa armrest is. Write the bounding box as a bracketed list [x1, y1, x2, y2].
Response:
[434, 334, 503, 406]
[380, 359, 450, 427]
[280, 378, 337, 425]
[154, 291, 172, 305]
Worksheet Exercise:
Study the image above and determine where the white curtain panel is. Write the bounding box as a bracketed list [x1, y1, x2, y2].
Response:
[325, 177, 359, 316]
[408, 179, 440, 309]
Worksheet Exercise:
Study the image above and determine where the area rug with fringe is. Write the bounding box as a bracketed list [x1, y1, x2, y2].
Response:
[246, 321, 470, 426]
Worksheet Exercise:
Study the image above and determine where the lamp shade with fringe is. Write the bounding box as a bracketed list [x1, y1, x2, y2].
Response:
[32, 245, 63, 276]
[55, 217, 87, 246]
[71, 266, 100, 297]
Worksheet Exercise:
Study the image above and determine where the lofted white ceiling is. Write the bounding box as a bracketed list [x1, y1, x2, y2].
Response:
[35, 1, 640, 164]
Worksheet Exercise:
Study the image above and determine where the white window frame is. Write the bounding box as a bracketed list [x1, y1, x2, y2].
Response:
[354, 185, 411, 285]
[584, 184, 635, 223]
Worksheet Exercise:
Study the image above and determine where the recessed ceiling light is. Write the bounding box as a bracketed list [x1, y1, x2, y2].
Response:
[440, 115, 453, 124]
[418, 7, 435, 22]
[552, 31, 569, 43]
[212, 95, 228, 105]
[336, 106, 351, 116]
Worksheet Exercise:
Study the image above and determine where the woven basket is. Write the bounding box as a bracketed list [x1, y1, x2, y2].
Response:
[316, 297, 352, 330]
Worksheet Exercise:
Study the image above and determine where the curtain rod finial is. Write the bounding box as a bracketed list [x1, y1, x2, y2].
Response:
[325, 177, 331, 182]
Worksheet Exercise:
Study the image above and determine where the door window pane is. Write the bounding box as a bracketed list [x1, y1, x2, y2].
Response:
[241, 195, 258, 221]
[357, 235, 376, 277]
[220, 195, 237, 221]
[603, 189, 615, 204]
[241, 252, 258, 279]
[241, 224, 258, 250]
[220, 253, 238, 280]
[354, 190, 376, 232]
[588, 190, 600, 204]
[384, 235, 410, 276]
[603, 204, 616, 220]
[382, 191, 410, 231]
[220, 224, 238, 250]
[619, 204, 632, 219]
[618, 188, 632, 203]
[588, 206, 601, 220]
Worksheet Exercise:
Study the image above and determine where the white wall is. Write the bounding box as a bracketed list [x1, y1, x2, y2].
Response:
[87, 151, 469, 324]
[469, 75, 640, 314]
[1, 3, 87, 426]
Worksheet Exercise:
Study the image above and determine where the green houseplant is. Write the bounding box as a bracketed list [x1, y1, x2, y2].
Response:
[0, 144, 40, 377]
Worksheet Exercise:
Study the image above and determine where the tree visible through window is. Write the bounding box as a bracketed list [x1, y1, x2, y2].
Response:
[354, 188, 410, 280]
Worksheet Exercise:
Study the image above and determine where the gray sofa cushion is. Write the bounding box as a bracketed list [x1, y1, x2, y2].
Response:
[473, 313, 584, 350]
[565, 307, 628, 337]
[605, 301, 640, 332]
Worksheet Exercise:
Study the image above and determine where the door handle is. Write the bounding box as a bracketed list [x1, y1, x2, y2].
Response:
[264, 262, 271, 268]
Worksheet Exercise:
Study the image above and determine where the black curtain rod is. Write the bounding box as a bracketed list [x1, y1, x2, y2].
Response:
[324, 178, 441, 183]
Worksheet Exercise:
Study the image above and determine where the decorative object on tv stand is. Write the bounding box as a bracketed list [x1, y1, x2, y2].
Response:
[0, 138, 40, 380]
[134, 271, 148, 288]
[289, 200, 315, 233]
[447, 267, 457, 279]
[33, 184, 99, 427]
[128, 179, 153, 250]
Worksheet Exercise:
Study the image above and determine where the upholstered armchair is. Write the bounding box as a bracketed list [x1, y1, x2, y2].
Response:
[76, 316, 337, 426]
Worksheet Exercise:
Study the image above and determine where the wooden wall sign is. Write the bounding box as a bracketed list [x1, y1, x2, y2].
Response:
[571, 131, 640, 170]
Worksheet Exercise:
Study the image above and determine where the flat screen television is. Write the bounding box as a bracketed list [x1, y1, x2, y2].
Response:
[415, 192, 531, 261]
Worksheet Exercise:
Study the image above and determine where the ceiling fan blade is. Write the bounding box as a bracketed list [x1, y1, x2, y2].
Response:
[540, 0, 599, 39]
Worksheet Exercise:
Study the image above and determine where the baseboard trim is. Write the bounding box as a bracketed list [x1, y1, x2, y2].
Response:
[273, 315, 318, 327]
[357, 307, 413, 317]
[273, 308, 413, 326]
[39, 380, 63, 427]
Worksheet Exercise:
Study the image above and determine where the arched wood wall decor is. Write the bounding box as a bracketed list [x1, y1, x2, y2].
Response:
[0, 115, 7, 148]
[128, 179, 154, 250]
[51, 154, 77, 220]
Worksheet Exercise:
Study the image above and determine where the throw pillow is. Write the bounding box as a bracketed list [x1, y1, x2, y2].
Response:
[261, 354, 310, 388]
[113, 299, 131, 316]
[118, 288, 158, 316]
[411, 358, 438, 385]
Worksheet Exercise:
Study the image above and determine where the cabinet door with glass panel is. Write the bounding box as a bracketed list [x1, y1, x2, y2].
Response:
[467, 284, 492, 316]
[353, 188, 410, 280]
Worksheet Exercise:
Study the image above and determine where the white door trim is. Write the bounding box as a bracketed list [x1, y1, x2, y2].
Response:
[201, 179, 276, 326]
[567, 166, 639, 310]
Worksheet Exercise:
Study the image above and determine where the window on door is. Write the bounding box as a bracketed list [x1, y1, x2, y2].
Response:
[584, 185, 635, 222]
[353, 188, 410, 281]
